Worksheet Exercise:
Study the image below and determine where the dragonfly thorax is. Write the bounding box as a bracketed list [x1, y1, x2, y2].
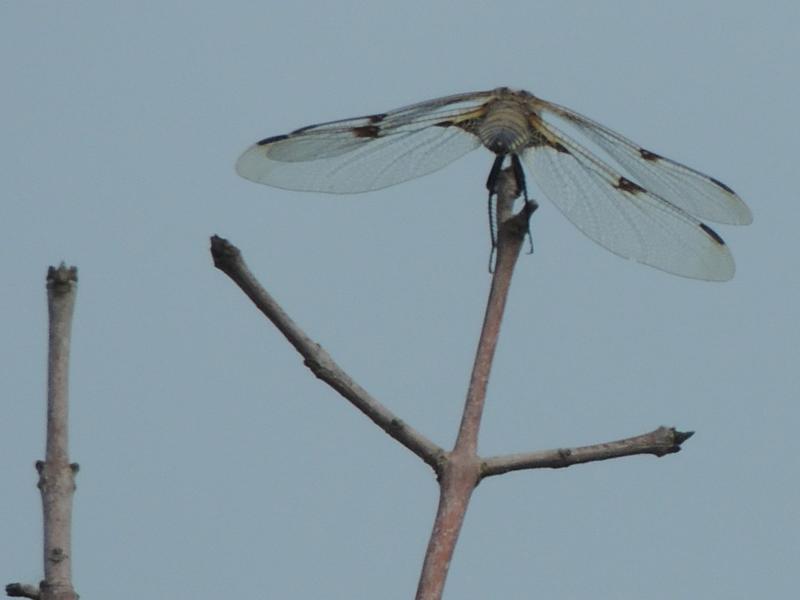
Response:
[476, 98, 533, 155]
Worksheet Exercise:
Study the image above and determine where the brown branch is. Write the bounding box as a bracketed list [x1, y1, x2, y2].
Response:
[415, 168, 531, 600]
[481, 426, 694, 478]
[210, 236, 445, 471]
[213, 168, 693, 600]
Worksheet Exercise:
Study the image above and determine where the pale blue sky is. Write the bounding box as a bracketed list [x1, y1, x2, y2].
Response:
[2, 2, 798, 598]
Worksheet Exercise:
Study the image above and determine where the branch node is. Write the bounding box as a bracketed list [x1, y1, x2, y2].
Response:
[47, 548, 68, 565]
[46, 264, 78, 292]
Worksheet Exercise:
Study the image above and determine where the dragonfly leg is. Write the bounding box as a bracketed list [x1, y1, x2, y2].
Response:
[509, 155, 538, 254]
[485, 154, 540, 267]
[485, 154, 506, 251]
[484, 154, 508, 271]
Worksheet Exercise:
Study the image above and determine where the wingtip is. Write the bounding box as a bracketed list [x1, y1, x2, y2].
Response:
[234, 145, 263, 183]
[739, 205, 754, 226]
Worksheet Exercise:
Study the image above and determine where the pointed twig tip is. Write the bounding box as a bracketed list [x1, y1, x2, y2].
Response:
[210, 235, 241, 268]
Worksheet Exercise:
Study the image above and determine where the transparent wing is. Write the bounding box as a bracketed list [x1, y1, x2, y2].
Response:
[520, 130, 736, 281]
[537, 100, 752, 225]
[236, 92, 492, 193]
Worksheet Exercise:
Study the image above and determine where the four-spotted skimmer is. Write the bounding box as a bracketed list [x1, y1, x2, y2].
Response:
[236, 87, 751, 281]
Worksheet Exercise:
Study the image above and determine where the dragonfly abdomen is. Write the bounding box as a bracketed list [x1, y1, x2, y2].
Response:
[476, 99, 534, 155]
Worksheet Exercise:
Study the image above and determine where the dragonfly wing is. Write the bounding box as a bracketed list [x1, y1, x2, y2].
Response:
[520, 133, 736, 281]
[236, 93, 490, 194]
[538, 100, 752, 225]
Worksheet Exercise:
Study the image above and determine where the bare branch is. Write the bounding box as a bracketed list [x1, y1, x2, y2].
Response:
[21, 264, 81, 600]
[480, 426, 694, 478]
[210, 236, 445, 471]
[454, 168, 533, 457]
[214, 165, 693, 600]
[415, 168, 532, 600]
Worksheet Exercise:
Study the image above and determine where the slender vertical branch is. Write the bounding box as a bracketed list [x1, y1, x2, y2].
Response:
[37, 265, 80, 600]
[415, 169, 533, 600]
[455, 178, 531, 456]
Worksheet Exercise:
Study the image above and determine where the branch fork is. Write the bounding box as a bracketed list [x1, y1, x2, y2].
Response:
[210, 167, 693, 600]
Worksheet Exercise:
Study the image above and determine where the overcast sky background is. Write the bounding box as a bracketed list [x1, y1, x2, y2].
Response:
[2, 2, 798, 598]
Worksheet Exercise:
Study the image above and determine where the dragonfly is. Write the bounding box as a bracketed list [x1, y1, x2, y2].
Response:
[236, 87, 751, 281]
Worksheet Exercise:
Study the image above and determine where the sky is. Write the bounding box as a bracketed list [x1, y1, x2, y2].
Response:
[2, 2, 798, 598]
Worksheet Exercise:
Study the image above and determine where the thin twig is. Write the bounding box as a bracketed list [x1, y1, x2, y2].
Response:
[415, 168, 530, 600]
[481, 427, 694, 478]
[210, 236, 445, 471]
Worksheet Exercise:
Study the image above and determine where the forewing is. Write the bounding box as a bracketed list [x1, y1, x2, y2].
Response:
[520, 128, 736, 281]
[538, 100, 752, 225]
[236, 92, 490, 193]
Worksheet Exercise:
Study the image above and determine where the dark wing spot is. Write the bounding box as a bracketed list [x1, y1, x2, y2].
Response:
[549, 140, 569, 154]
[435, 120, 454, 128]
[639, 148, 661, 161]
[369, 113, 387, 124]
[352, 124, 381, 138]
[709, 176, 736, 195]
[699, 223, 726, 246]
[615, 176, 645, 194]
[257, 134, 289, 146]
